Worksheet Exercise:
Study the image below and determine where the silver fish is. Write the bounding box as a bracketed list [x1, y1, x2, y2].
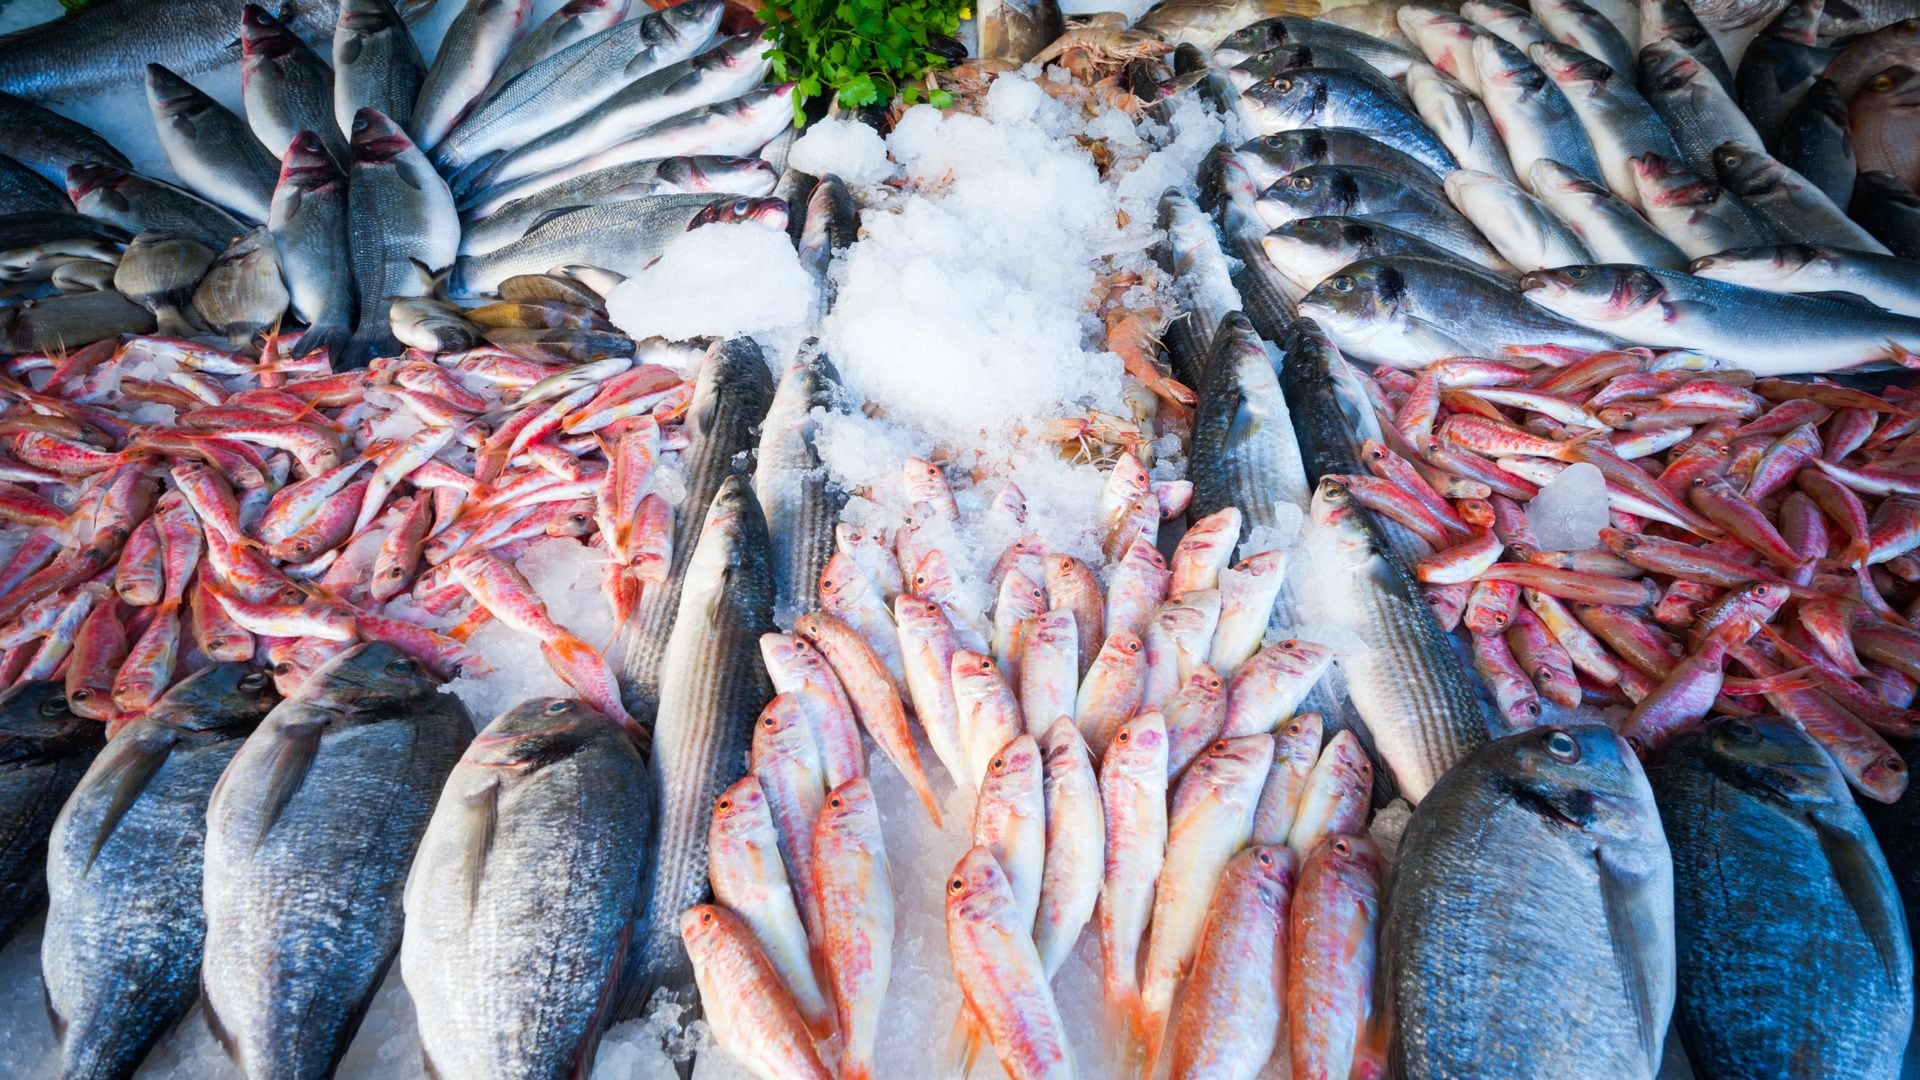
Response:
[332, 0, 427, 139]
[0, 94, 128, 187]
[67, 162, 244, 253]
[1384, 725, 1673, 1077]
[1639, 0, 1734, 93]
[1533, 0, 1634, 75]
[0, 153, 72, 215]
[1214, 17, 1419, 77]
[1529, 39, 1683, 211]
[797, 173, 854, 299]
[1778, 78, 1857, 210]
[1397, 5, 1491, 95]
[1689, 242, 1920, 317]
[459, 154, 777, 254]
[1154, 187, 1242, 389]
[1528, 159, 1689, 270]
[628, 474, 776, 1007]
[344, 107, 458, 366]
[391, 297, 482, 351]
[1199, 145, 1302, 344]
[478, 0, 631, 104]
[0, 289, 155, 352]
[1442, 168, 1592, 272]
[402, 697, 652, 1071]
[146, 63, 280, 224]
[1853, 170, 1920, 261]
[1403, 61, 1520, 187]
[1732, 0, 1833, 148]
[1471, 33, 1604, 192]
[42, 665, 279, 1080]
[201, 642, 472, 1079]
[269, 131, 355, 361]
[410, 0, 533, 150]
[0, 682, 104, 947]
[1257, 161, 1512, 273]
[1460, 0, 1552, 54]
[755, 347, 844, 625]
[1240, 66, 1457, 177]
[432, 0, 724, 176]
[1636, 40, 1765, 177]
[1710, 140, 1890, 253]
[1262, 214, 1518, 297]
[1236, 128, 1444, 192]
[1628, 151, 1778, 258]
[241, 4, 344, 164]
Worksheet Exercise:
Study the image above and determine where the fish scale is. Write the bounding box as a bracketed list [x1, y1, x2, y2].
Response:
[754, 348, 844, 626]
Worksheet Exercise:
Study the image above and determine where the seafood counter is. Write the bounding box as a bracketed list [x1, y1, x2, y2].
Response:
[2, 0, 1920, 1078]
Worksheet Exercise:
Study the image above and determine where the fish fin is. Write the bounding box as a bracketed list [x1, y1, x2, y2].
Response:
[1720, 667, 1819, 695]
[253, 719, 323, 850]
[525, 205, 593, 234]
[83, 732, 175, 873]
[338, 35, 363, 65]
[1398, 319, 1474, 365]
[946, 1007, 983, 1077]
[460, 778, 501, 915]
[1595, 847, 1670, 1072]
[396, 158, 430, 193]
[1663, 299, 1716, 320]
[1889, 340, 1920, 370]
[201, 972, 239, 1063]
[1810, 809, 1910, 989]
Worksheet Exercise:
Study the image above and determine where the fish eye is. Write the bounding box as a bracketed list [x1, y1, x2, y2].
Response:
[273, 661, 293, 675]
[700, 909, 714, 924]
[1726, 719, 1759, 741]
[1127, 640, 1142, 654]
[718, 797, 732, 811]
[829, 795, 842, 809]
[1329, 276, 1353, 293]
[949, 876, 966, 894]
[240, 673, 270, 692]
[71, 688, 91, 702]
[1887, 756, 1906, 774]
[1117, 729, 1131, 745]
[386, 657, 418, 676]
[1566, 267, 1589, 280]
[1211, 739, 1229, 753]
[1544, 729, 1580, 762]
[1285, 722, 1302, 735]
[991, 755, 1005, 771]
[1275, 77, 1293, 93]
[1873, 74, 1895, 92]
[1280, 640, 1296, 650]
[732, 199, 752, 214]
[40, 695, 71, 716]
[1257, 850, 1274, 866]
[1288, 176, 1313, 191]
[1332, 838, 1352, 855]
[546, 699, 570, 714]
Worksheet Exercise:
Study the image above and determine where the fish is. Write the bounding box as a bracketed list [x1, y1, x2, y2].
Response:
[1776, 77, 1857, 209]
[683, 904, 834, 1080]
[1639, 0, 1734, 93]
[0, 0, 425, 102]
[1240, 67, 1458, 177]
[344, 107, 458, 366]
[1403, 60, 1522, 187]
[480, 0, 631, 104]
[1533, 0, 1633, 75]
[1137, 0, 1318, 47]
[1263, 215, 1515, 298]
[333, 0, 426, 138]
[1850, 64, 1920, 194]
[450, 193, 780, 298]
[1824, 17, 1920, 98]
[626, 473, 773, 1006]
[1187, 311, 1312, 538]
[1637, 39, 1765, 177]
[1257, 161, 1511, 272]
[753, 347, 843, 625]
[797, 172, 855, 299]
[1690, 243, 1920, 317]
[1649, 717, 1911, 1077]
[1527, 40, 1683, 211]
[706, 775, 831, 1037]
[432, 1, 724, 176]
[1226, 38, 1409, 101]
[241, 4, 345, 164]
[0, 153, 71, 215]
[1527, 160, 1689, 269]
[269, 132, 356, 361]
[411, 0, 534, 150]
[0, 288, 155, 352]
[1236, 128, 1444, 192]
[1442, 169, 1592, 272]
[1460, 0, 1553, 54]
[1287, 834, 1383, 1080]
[1214, 17, 1420, 77]
[200, 642, 472, 1079]
[0, 93, 131, 185]
[41, 665, 279, 1080]
[1304, 476, 1487, 801]
[1710, 141, 1890, 252]
[1198, 145, 1301, 345]
[980, 0, 1065, 62]
[1733, 0, 1833, 148]
[614, 337, 774, 722]
[145, 63, 280, 224]
[1853, 170, 1920, 259]
[1383, 725, 1674, 1077]
[0, 682, 104, 946]
[1397, 6, 1492, 96]
[1520, 263, 1920, 373]
[67, 162, 244, 253]
[1471, 34, 1604, 191]
[946, 844, 1074, 1080]
[1099, 711, 1167, 1046]
[192, 226, 289, 349]
[1168, 844, 1294, 1080]
[814, 777, 893, 1080]
[1298, 255, 1621, 367]
[1034, 716, 1101, 979]
[402, 697, 652, 1074]
[112, 229, 215, 337]
[459, 154, 777, 253]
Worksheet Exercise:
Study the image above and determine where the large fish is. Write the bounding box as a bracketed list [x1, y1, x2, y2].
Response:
[240, 4, 344, 164]
[344, 107, 458, 367]
[0, 94, 130, 186]
[201, 642, 472, 1079]
[613, 337, 774, 722]
[479, 0, 631, 104]
[269, 131, 355, 361]
[1197, 146, 1300, 349]
[0, 682, 104, 946]
[410, 0, 533, 150]
[1650, 718, 1912, 1077]
[41, 664, 279, 1080]
[1187, 311, 1311, 539]
[1691, 243, 1920, 317]
[625, 474, 775, 1006]
[754, 347, 844, 625]
[0, 0, 433, 101]
[458, 155, 777, 255]
[1384, 724, 1674, 1077]
[1520, 263, 1920, 373]
[1153, 188, 1242, 389]
[1241, 67, 1458, 178]
[332, 0, 427, 139]
[67, 162, 244, 253]
[1303, 477, 1485, 802]
[402, 696, 652, 1074]
[145, 63, 280, 224]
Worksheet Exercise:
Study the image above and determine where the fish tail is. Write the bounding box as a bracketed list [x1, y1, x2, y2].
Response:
[291, 318, 352, 364]
[908, 764, 944, 828]
[154, 306, 198, 339]
[946, 1008, 982, 1077]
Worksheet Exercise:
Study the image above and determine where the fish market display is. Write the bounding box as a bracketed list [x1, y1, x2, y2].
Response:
[4, 0, 1920, 1076]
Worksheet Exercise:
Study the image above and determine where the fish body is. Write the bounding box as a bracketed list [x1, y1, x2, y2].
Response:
[68, 163, 244, 253]
[0, 682, 104, 946]
[42, 665, 278, 1080]
[241, 3, 344, 164]
[1241, 67, 1457, 177]
[754, 348, 843, 624]
[1691, 243, 1920, 317]
[459, 155, 776, 255]
[145, 63, 280, 223]
[1650, 718, 1911, 1077]
[0, 93, 130, 184]
[402, 697, 652, 1075]
[1855, 170, 1920, 260]
[344, 107, 458, 366]
[1779, 78, 1858, 209]
[201, 642, 472, 1080]
[1384, 724, 1674, 1078]
[333, 0, 426, 139]
[411, 0, 534, 150]
[269, 132, 356, 360]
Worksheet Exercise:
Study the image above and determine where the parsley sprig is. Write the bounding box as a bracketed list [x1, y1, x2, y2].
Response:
[756, 0, 963, 125]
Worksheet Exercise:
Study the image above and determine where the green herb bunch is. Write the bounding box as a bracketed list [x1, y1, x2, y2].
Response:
[756, 0, 963, 125]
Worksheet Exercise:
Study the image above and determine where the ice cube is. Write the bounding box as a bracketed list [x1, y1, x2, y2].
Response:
[1525, 462, 1608, 552]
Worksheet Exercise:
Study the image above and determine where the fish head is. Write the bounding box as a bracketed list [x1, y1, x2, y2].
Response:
[1308, 834, 1383, 891]
[143, 64, 205, 119]
[1038, 716, 1090, 774]
[349, 109, 416, 163]
[1275, 711, 1325, 770]
[1396, 6, 1476, 59]
[984, 732, 1042, 788]
[1241, 70, 1329, 129]
[0, 680, 76, 731]
[1108, 710, 1168, 773]
[655, 0, 727, 46]
[753, 693, 815, 760]
[893, 593, 951, 635]
[1470, 33, 1534, 90]
[709, 775, 770, 838]
[1677, 715, 1847, 805]
[278, 131, 344, 191]
[1491, 724, 1659, 843]
[1256, 167, 1358, 229]
[1266, 638, 1337, 682]
[1177, 663, 1226, 707]
[64, 162, 132, 207]
[150, 663, 281, 734]
[657, 155, 778, 197]
[1187, 733, 1276, 793]
[1636, 39, 1701, 93]
[300, 640, 445, 713]
[338, 0, 406, 32]
[1860, 169, 1920, 209]
[1856, 64, 1920, 112]
[465, 697, 610, 770]
[1528, 38, 1614, 89]
[689, 195, 789, 233]
[240, 4, 301, 64]
[1093, 630, 1147, 672]
[1298, 259, 1399, 341]
[818, 777, 881, 839]
[946, 844, 1020, 923]
[1518, 264, 1664, 324]
[1710, 141, 1779, 194]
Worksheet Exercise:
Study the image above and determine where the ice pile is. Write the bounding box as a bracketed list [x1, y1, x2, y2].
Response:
[1526, 462, 1610, 552]
[789, 116, 894, 187]
[607, 222, 820, 354]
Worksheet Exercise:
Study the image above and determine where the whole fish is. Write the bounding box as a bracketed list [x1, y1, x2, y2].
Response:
[614, 337, 773, 721]
[1711, 140, 1890, 251]
[1033, 716, 1101, 979]
[0, 93, 130, 185]
[192, 226, 290, 348]
[241, 4, 344, 164]
[683, 904, 833, 1080]
[1298, 255, 1621, 367]
[1528, 40, 1683, 210]
[1240, 67, 1458, 177]
[269, 131, 355, 361]
[0, 682, 104, 946]
[1854, 170, 1920, 260]
[1228, 38, 1410, 101]
[1471, 34, 1604, 190]
[449, 193, 780, 298]
[946, 844, 1073, 1080]
[1303, 477, 1487, 801]
[459, 154, 777, 253]
[1236, 128, 1444, 191]
[0, 289, 155, 351]
[1442, 169, 1592, 272]
[113, 229, 215, 337]
[1403, 61, 1522, 187]
[402, 697, 652, 1074]
[1137, 0, 1316, 47]
[480, 0, 631, 103]
[814, 777, 893, 1080]
[345, 107, 458, 366]
[1520, 263, 1920, 373]
[411, 0, 533, 150]
[1099, 711, 1168, 1045]
[1258, 161, 1510, 271]
[627, 474, 774, 1005]
[1153, 189, 1240, 390]
[145, 64, 280, 224]
[1384, 725, 1674, 1078]
[1288, 834, 1383, 1080]
[0, 0, 424, 101]
[1650, 718, 1911, 1077]
[1733, 0, 1833, 148]
[1528, 159, 1689, 269]
[1263, 214, 1517, 295]
[1214, 18, 1420, 77]
[706, 775, 831, 1036]
[201, 642, 472, 1079]
[42, 665, 279, 1080]
[980, 0, 1065, 62]
[432, 1, 724, 176]
[67, 162, 244, 253]
[1168, 843, 1294, 1080]
[333, 0, 426, 138]
[1691, 243, 1920, 316]
[755, 347, 843, 624]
